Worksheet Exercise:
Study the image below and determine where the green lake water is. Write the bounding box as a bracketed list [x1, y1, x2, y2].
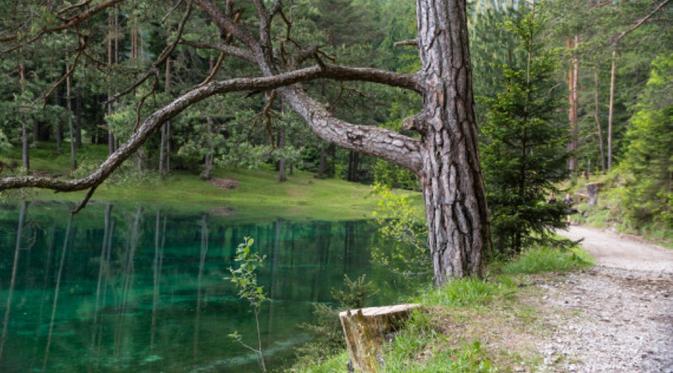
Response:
[0, 202, 413, 372]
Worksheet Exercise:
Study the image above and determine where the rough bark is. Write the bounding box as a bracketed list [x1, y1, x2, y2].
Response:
[415, 0, 490, 282]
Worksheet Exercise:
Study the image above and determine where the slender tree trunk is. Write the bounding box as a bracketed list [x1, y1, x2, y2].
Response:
[347, 151, 359, 182]
[66, 59, 77, 170]
[566, 36, 579, 174]
[593, 68, 606, 173]
[200, 118, 214, 180]
[106, 7, 116, 155]
[607, 49, 616, 171]
[416, 0, 490, 282]
[317, 145, 328, 178]
[54, 86, 62, 153]
[278, 126, 287, 182]
[19, 64, 30, 172]
[74, 89, 82, 149]
[159, 59, 172, 177]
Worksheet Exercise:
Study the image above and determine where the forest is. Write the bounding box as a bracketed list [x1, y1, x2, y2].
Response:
[0, 0, 672, 372]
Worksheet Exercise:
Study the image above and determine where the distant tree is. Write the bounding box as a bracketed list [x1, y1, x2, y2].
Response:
[480, 7, 568, 256]
[620, 53, 673, 228]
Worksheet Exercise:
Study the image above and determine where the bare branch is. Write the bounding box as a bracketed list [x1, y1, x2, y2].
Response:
[394, 39, 418, 48]
[106, 0, 193, 104]
[611, 0, 672, 46]
[179, 40, 255, 62]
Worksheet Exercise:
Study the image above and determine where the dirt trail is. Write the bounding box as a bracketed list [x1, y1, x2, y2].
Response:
[535, 226, 673, 373]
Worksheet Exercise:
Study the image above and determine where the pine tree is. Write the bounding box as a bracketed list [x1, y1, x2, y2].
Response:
[481, 7, 569, 255]
[620, 53, 673, 228]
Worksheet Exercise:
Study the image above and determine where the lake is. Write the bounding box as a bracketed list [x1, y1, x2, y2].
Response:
[0, 202, 415, 372]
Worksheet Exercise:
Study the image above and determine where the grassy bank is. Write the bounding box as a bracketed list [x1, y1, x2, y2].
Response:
[293, 246, 593, 372]
[1, 143, 421, 221]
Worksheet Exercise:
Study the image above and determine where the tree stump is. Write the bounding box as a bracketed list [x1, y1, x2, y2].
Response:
[587, 182, 601, 206]
[339, 303, 420, 373]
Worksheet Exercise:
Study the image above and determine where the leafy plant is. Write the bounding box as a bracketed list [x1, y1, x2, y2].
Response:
[371, 183, 430, 280]
[228, 237, 268, 372]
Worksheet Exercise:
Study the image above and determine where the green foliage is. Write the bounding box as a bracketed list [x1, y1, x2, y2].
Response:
[620, 53, 673, 229]
[229, 237, 267, 307]
[480, 7, 568, 256]
[228, 236, 268, 372]
[371, 183, 430, 279]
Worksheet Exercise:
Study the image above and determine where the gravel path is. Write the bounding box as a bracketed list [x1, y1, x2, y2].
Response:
[536, 226, 673, 373]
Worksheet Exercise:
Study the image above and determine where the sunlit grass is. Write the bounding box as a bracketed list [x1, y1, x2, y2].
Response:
[1, 142, 422, 221]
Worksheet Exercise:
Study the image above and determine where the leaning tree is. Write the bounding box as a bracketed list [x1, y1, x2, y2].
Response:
[0, 0, 490, 284]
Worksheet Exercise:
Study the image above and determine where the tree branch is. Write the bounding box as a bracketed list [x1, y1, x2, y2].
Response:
[0, 65, 421, 192]
[611, 0, 672, 46]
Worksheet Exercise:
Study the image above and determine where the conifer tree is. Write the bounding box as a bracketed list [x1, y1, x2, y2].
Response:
[481, 7, 569, 255]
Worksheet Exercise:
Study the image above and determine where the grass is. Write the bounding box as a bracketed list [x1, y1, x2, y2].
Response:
[296, 245, 594, 372]
[1, 142, 422, 221]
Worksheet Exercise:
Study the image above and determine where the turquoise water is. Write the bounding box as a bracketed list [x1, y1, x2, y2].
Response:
[0, 202, 410, 372]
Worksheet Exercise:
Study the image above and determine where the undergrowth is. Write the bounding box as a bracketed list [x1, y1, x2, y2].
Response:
[294, 245, 593, 372]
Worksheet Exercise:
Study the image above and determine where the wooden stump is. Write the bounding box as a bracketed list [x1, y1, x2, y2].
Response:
[587, 182, 601, 206]
[339, 303, 420, 373]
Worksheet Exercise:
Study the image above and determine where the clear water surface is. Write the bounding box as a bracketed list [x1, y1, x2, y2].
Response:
[0, 202, 412, 372]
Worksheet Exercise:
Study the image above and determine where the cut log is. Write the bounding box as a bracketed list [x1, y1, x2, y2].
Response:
[339, 303, 421, 373]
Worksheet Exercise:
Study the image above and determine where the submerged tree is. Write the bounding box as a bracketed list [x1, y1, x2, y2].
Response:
[480, 7, 568, 255]
[0, 0, 489, 283]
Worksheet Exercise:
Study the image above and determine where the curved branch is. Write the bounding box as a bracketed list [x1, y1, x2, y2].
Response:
[0, 65, 421, 191]
[281, 87, 423, 172]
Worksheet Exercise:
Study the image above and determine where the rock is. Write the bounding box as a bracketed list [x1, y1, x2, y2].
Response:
[339, 303, 420, 373]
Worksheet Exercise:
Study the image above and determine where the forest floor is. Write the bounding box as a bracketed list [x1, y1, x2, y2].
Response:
[532, 226, 673, 372]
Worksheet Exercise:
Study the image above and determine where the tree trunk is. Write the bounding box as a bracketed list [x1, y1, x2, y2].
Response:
[278, 126, 287, 182]
[607, 49, 616, 171]
[66, 59, 77, 170]
[566, 36, 579, 174]
[416, 0, 490, 282]
[593, 68, 606, 173]
[106, 7, 116, 156]
[347, 150, 359, 182]
[19, 64, 30, 172]
[278, 98, 287, 182]
[74, 88, 82, 149]
[159, 59, 172, 177]
[317, 145, 328, 178]
[200, 117, 214, 180]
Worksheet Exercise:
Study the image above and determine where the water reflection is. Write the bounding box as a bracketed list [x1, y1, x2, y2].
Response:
[0, 202, 408, 372]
